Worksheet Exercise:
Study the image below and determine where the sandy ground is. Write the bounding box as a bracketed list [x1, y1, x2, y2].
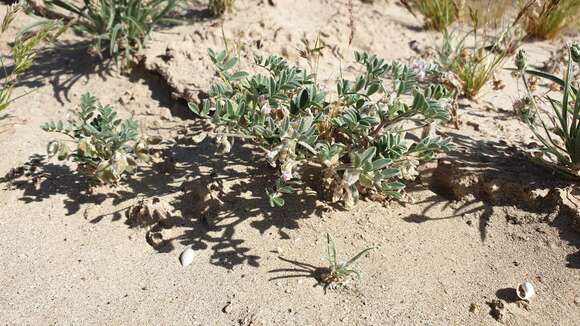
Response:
[1, 0, 579, 325]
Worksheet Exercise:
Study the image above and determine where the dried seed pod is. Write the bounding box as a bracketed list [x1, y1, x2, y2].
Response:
[47, 140, 60, 157]
[125, 197, 173, 229]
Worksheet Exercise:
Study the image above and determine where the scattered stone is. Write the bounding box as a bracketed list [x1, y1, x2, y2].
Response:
[516, 300, 531, 310]
[487, 299, 506, 322]
[574, 296, 580, 306]
[469, 303, 479, 313]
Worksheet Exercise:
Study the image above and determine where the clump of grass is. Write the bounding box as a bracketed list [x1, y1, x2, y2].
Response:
[34, 0, 178, 65]
[435, 31, 508, 99]
[522, 0, 580, 40]
[434, 7, 519, 100]
[209, 0, 234, 17]
[512, 43, 580, 177]
[451, 43, 507, 99]
[42, 93, 153, 185]
[1, 1, 60, 111]
[401, 0, 460, 31]
[317, 234, 374, 289]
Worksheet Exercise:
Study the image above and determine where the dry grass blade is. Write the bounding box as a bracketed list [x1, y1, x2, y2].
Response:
[402, 0, 460, 31]
[522, 0, 580, 40]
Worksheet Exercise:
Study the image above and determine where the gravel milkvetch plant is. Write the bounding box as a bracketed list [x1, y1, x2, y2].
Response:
[190, 49, 452, 208]
[36, 0, 177, 64]
[512, 43, 580, 177]
[42, 93, 152, 185]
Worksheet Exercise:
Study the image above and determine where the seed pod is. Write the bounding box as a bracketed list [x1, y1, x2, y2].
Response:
[47, 140, 60, 157]
[79, 137, 96, 157]
[57, 142, 70, 161]
[571, 42, 580, 64]
[515, 50, 528, 71]
[111, 152, 128, 178]
[134, 140, 149, 161]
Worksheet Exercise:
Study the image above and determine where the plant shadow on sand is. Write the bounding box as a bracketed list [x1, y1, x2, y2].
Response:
[9, 40, 111, 105]
[7, 38, 188, 118]
[267, 257, 330, 289]
[0, 121, 326, 270]
[3, 124, 579, 269]
[403, 131, 580, 268]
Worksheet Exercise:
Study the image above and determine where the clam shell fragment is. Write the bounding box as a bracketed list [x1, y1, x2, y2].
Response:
[516, 282, 535, 301]
[179, 247, 196, 267]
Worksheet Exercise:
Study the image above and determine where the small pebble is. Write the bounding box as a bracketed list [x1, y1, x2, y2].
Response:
[222, 301, 232, 314]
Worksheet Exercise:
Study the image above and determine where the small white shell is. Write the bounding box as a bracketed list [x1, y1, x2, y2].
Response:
[516, 282, 535, 301]
[179, 247, 196, 267]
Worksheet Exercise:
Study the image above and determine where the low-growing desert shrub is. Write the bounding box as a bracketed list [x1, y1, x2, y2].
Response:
[208, 0, 234, 16]
[190, 49, 452, 208]
[42, 93, 151, 185]
[512, 43, 580, 177]
[33, 0, 177, 64]
[1, 1, 60, 111]
[521, 0, 580, 40]
[400, 0, 460, 31]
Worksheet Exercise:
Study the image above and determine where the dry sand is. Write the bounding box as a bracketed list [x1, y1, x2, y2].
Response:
[0, 1, 579, 325]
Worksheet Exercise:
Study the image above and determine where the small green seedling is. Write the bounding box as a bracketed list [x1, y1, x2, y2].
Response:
[42, 93, 151, 185]
[318, 233, 374, 287]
